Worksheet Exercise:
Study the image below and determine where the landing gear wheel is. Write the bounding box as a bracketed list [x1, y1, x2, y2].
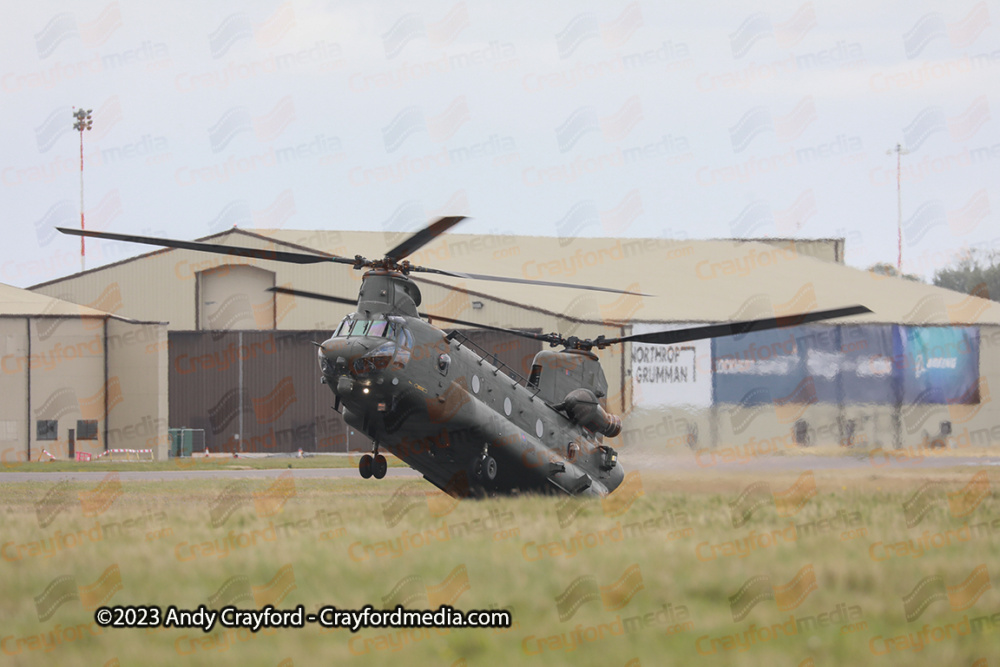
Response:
[483, 455, 497, 481]
[359, 454, 373, 479]
[372, 454, 387, 479]
[470, 455, 497, 483]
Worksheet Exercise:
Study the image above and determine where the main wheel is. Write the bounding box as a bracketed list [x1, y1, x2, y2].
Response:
[359, 454, 373, 479]
[372, 454, 387, 479]
[483, 455, 497, 481]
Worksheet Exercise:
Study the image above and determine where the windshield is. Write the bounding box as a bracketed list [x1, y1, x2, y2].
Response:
[334, 316, 394, 338]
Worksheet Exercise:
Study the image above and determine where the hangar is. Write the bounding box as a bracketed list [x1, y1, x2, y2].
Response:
[28, 228, 1000, 455]
[0, 282, 168, 462]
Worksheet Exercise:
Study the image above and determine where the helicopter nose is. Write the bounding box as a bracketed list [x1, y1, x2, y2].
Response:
[319, 337, 396, 396]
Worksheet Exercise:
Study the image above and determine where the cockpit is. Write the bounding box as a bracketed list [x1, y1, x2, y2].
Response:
[322, 315, 413, 374]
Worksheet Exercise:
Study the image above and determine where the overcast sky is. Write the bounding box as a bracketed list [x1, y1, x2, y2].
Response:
[2, 0, 998, 290]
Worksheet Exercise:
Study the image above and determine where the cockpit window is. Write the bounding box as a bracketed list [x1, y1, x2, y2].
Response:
[391, 327, 412, 368]
[395, 327, 412, 348]
[334, 317, 394, 338]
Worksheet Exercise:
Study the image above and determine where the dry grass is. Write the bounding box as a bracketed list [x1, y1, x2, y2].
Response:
[2, 460, 998, 666]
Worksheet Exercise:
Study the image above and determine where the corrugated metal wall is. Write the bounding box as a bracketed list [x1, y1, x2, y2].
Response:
[168, 328, 540, 453]
[169, 330, 359, 453]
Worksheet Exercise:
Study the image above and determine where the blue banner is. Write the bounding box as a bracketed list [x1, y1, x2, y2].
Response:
[799, 325, 896, 404]
[712, 328, 807, 405]
[712, 325, 978, 406]
[895, 326, 980, 404]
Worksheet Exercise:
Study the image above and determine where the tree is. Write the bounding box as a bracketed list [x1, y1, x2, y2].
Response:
[933, 249, 999, 302]
[866, 262, 923, 282]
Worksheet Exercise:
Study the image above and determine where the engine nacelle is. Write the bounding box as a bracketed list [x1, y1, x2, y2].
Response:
[554, 388, 622, 437]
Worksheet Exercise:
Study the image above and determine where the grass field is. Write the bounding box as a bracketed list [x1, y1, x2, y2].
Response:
[6, 453, 404, 474]
[1, 457, 998, 666]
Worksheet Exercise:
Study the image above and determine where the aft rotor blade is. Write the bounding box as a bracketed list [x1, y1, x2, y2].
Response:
[384, 216, 467, 261]
[409, 268, 651, 296]
[267, 286, 357, 306]
[606, 305, 872, 347]
[420, 311, 562, 344]
[56, 228, 356, 265]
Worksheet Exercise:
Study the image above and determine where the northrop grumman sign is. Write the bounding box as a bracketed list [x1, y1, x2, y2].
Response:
[630, 323, 711, 407]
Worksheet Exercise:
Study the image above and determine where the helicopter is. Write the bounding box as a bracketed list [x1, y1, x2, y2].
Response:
[58, 219, 869, 498]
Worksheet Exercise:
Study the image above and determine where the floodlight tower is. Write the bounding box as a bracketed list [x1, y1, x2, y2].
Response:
[73, 108, 93, 272]
[886, 142, 909, 273]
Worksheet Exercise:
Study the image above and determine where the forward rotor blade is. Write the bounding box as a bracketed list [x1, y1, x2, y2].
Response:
[267, 286, 357, 306]
[385, 216, 467, 261]
[57, 228, 356, 265]
[271, 286, 561, 343]
[409, 268, 651, 296]
[606, 305, 872, 347]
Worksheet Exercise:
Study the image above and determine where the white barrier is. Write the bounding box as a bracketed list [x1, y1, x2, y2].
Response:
[99, 448, 154, 462]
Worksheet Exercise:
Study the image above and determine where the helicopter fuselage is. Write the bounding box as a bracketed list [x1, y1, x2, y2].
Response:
[318, 314, 624, 497]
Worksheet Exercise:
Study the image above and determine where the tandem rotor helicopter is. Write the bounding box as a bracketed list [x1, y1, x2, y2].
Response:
[59, 219, 868, 498]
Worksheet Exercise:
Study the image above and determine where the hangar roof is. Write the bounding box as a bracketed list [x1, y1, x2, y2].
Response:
[30, 228, 1000, 327]
[1, 280, 112, 317]
[256, 229, 1000, 327]
[1, 280, 162, 323]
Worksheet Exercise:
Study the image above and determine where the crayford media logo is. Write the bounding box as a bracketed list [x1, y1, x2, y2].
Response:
[204, 294, 273, 335]
[902, 191, 991, 248]
[208, 472, 296, 528]
[207, 387, 248, 435]
[208, 2, 295, 58]
[360, 477, 515, 561]
[554, 564, 644, 621]
[381, 565, 470, 608]
[34, 473, 122, 527]
[34, 564, 122, 621]
[207, 564, 296, 608]
[34, 2, 122, 58]
[729, 564, 817, 622]
[728, 96, 817, 154]
[34, 481, 74, 528]
[902, 564, 990, 621]
[554, 96, 644, 154]
[902, 470, 990, 528]
[947, 282, 993, 325]
[601, 470, 644, 518]
[381, 479, 461, 528]
[426, 378, 472, 425]
[901, 98, 991, 154]
[206, 189, 297, 234]
[208, 96, 296, 153]
[554, 3, 643, 59]
[599, 284, 644, 323]
[553, 190, 646, 247]
[381, 2, 470, 59]
[902, 2, 990, 59]
[34, 377, 123, 425]
[253, 376, 297, 424]
[730, 471, 816, 528]
[556, 470, 644, 528]
[729, 3, 816, 58]
[948, 377, 990, 424]
[79, 472, 123, 517]
[381, 96, 470, 154]
[726, 189, 817, 238]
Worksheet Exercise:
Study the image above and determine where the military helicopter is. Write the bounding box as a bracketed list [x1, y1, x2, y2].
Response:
[58, 219, 869, 498]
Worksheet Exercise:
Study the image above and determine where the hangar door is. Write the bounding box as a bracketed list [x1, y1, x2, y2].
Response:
[197, 265, 275, 330]
[169, 330, 371, 453]
[168, 329, 540, 454]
